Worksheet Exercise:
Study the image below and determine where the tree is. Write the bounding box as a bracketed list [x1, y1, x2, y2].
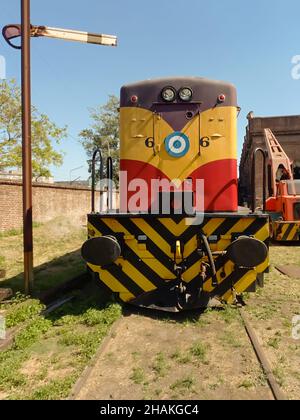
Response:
[0, 79, 67, 180]
[79, 95, 120, 185]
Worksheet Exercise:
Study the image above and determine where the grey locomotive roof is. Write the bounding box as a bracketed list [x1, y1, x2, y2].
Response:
[120, 76, 237, 110]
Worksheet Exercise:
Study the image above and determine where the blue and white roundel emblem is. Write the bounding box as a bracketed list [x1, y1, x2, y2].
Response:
[164, 132, 190, 158]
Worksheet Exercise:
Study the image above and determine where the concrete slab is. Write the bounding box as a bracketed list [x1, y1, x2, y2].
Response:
[275, 265, 300, 279]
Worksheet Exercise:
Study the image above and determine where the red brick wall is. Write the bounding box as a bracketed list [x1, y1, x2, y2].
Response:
[0, 181, 105, 232]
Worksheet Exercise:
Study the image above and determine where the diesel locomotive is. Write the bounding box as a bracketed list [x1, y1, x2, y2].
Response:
[81, 77, 270, 312]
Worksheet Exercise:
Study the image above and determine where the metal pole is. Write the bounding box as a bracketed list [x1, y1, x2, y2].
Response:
[21, 0, 34, 294]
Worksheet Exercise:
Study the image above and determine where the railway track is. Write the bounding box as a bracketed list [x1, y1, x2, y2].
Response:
[0, 272, 91, 352]
[37, 272, 90, 306]
[238, 308, 286, 401]
[70, 304, 287, 401]
[1, 276, 288, 400]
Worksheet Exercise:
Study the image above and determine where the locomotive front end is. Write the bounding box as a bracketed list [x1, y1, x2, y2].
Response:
[82, 77, 270, 311]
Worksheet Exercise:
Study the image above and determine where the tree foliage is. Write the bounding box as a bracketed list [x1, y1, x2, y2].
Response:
[79, 95, 120, 184]
[0, 79, 67, 179]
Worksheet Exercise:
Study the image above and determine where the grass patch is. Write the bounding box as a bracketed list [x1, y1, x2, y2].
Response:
[14, 318, 52, 350]
[0, 228, 23, 238]
[0, 350, 28, 389]
[154, 388, 162, 397]
[26, 376, 76, 400]
[0, 218, 123, 400]
[273, 366, 285, 387]
[130, 367, 145, 385]
[0, 291, 122, 400]
[238, 379, 254, 389]
[0, 217, 86, 292]
[267, 337, 281, 350]
[152, 352, 168, 378]
[249, 304, 278, 321]
[0, 255, 6, 268]
[189, 341, 209, 364]
[220, 331, 242, 348]
[171, 349, 192, 365]
[209, 377, 225, 390]
[2, 296, 45, 328]
[170, 376, 195, 391]
[132, 351, 141, 359]
[218, 306, 239, 324]
[81, 305, 121, 327]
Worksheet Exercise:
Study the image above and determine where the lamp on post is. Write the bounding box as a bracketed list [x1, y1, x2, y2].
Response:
[2, 2, 117, 294]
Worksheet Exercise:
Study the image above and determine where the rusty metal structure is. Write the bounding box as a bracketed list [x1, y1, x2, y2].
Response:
[262, 129, 300, 241]
[21, 0, 33, 294]
[239, 113, 300, 207]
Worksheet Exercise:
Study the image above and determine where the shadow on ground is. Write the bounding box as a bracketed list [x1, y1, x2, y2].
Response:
[0, 249, 86, 295]
[1, 247, 230, 326]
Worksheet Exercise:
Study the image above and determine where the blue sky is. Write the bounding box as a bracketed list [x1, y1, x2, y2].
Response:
[1, 0, 300, 181]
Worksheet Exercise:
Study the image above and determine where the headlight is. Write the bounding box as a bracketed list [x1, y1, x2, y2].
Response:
[161, 87, 176, 102]
[179, 87, 193, 102]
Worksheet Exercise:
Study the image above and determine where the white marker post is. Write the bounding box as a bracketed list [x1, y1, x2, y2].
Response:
[30, 26, 117, 47]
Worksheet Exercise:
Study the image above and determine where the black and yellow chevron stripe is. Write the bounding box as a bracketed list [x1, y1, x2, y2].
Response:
[87, 214, 269, 305]
[272, 221, 300, 242]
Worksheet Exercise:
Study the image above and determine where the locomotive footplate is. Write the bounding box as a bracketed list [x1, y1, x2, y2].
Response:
[82, 212, 270, 312]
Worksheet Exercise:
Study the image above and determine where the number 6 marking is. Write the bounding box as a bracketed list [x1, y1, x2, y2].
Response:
[145, 138, 155, 148]
[198, 136, 210, 155]
[200, 137, 210, 148]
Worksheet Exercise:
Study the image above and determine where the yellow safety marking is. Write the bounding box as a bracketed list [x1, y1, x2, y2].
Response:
[202, 218, 226, 236]
[159, 217, 226, 239]
[221, 255, 269, 303]
[252, 225, 270, 243]
[288, 225, 299, 241]
[203, 260, 235, 292]
[255, 258, 270, 275]
[221, 289, 234, 304]
[183, 261, 202, 283]
[274, 222, 300, 241]
[88, 221, 102, 237]
[233, 273, 258, 296]
[158, 218, 193, 236]
[279, 223, 289, 240]
[88, 263, 135, 301]
[100, 218, 128, 235]
[87, 217, 270, 302]
[131, 218, 171, 257]
[157, 218, 225, 261]
[139, 259, 176, 281]
[222, 272, 255, 303]
[183, 236, 198, 260]
[223, 291, 235, 304]
[222, 218, 255, 238]
[184, 256, 232, 290]
[101, 217, 175, 280]
[119, 260, 157, 293]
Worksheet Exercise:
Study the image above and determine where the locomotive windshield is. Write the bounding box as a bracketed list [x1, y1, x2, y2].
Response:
[294, 202, 300, 220]
[287, 180, 300, 195]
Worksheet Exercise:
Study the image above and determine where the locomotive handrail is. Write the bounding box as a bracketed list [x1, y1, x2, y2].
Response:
[91, 148, 103, 213]
[251, 148, 267, 213]
[107, 156, 113, 211]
